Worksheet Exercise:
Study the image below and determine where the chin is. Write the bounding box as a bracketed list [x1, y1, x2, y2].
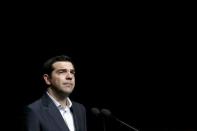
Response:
[62, 89, 73, 95]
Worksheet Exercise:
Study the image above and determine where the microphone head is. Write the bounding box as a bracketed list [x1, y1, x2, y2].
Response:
[91, 107, 100, 116]
[101, 108, 112, 116]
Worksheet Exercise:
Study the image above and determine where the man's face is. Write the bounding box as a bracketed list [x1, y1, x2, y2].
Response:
[45, 61, 75, 95]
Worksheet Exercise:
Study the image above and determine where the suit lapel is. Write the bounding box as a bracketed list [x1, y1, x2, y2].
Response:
[71, 104, 79, 131]
[41, 94, 70, 131]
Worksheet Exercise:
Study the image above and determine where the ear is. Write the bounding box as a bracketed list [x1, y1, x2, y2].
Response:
[43, 74, 51, 85]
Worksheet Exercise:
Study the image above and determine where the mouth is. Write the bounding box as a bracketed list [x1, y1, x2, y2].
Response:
[63, 83, 73, 86]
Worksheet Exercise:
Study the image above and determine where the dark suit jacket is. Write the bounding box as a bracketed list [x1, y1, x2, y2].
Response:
[23, 93, 87, 131]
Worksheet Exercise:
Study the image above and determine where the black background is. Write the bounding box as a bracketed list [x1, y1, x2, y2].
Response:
[1, 3, 196, 131]
[2, 44, 196, 131]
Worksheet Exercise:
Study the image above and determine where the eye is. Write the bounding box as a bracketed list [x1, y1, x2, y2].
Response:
[57, 69, 67, 74]
[70, 70, 75, 75]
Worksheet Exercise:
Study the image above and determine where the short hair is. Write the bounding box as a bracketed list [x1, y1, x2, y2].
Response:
[42, 55, 73, 76]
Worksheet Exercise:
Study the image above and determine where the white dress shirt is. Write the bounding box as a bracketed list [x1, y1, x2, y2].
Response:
[47, 92, 75, 131]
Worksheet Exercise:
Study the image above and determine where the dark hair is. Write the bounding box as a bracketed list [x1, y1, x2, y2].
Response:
[42, 55, 73, 76]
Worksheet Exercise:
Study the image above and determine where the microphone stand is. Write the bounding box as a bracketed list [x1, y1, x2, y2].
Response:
[114, 117, 139, 131]
[102, 117, 106, 131]
[101, 108, 139, 131]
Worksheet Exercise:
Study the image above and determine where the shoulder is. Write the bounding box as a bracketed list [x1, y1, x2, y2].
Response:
[26, 98, 42, 111]
[72, 101, 85, 107]
[22, 99, 42, 123]
[72, 101, 86, 111]
[25, 93, 51, 111]
[23, 97, 44, 117]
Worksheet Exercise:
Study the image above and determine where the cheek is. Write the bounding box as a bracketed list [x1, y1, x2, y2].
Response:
[55, 79, 62, 85]
[50, 78, 61, 86]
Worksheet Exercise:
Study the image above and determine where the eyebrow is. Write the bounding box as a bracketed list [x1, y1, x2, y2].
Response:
[56, 69, 75, 72]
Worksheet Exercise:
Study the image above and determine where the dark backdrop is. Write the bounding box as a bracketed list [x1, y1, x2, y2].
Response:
[1, 4, 196, 130]
[1, 43, 195, 131]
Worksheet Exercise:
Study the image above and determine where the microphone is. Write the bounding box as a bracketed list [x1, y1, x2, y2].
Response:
[91, 107, 106, 131]
[101, 109, 139, 131]
[91, 107, 100, 116]
[100, 109, 111, 116]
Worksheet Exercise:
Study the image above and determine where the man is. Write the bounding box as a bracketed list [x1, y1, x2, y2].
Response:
[23, 55, 87, 131]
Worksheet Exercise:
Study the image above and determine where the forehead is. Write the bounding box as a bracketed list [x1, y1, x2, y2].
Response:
[52, 61, 74, 70]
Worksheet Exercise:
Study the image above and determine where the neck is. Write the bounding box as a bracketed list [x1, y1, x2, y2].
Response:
[47, 88, 68, 108]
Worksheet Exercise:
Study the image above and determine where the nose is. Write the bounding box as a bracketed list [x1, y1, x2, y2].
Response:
[66, 72, 73, 80]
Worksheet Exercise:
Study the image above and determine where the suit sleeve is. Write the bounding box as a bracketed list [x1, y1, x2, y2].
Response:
[22, 107, 40, 131]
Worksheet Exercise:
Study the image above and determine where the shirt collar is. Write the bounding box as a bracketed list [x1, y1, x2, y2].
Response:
[46, 92, 72, 108]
